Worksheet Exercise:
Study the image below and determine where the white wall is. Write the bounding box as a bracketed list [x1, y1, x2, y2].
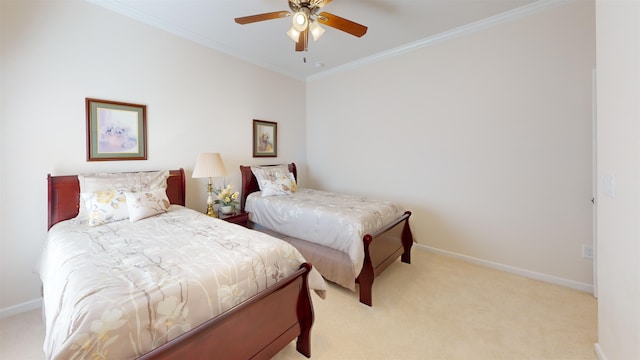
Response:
[307, 1, 595, 287]
[0, 1, 306, 312]
[595, 1, 640, 359]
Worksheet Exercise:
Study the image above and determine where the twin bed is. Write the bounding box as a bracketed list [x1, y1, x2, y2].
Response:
[43, 169, 322, 359]
[240, 163, 414, 306]
[42, 164, 414, 359]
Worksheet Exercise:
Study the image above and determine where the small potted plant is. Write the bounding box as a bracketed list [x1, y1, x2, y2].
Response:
[215, 184, 239, 214]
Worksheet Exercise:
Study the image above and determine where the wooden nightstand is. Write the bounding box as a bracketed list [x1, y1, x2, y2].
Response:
[218, 211, 249, 227]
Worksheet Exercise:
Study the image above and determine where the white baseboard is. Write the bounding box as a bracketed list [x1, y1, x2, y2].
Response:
[415, 244, 595, 294]
[0, 298, 42, 320]
[594, 343, 607, 360]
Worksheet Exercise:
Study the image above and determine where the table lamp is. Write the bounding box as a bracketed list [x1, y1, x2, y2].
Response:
[192, 152, 227, 217]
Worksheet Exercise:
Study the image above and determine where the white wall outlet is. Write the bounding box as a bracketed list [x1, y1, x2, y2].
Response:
[582, 244, 593, 259]
[603, 174, 616, 197]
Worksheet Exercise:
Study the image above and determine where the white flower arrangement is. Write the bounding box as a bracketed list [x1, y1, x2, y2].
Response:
[214, 184, 239, 208]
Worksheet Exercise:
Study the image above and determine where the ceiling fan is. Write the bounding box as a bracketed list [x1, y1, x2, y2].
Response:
[234, 0, 368, 52]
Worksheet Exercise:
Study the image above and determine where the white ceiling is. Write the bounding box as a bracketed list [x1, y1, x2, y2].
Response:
[89, 0, 554, 80]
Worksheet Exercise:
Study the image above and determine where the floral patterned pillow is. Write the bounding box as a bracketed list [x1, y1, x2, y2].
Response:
[260, 172, 297, 197]
[83, 189, 129, 226]
[251, 165, 287, 185]
[125, 190, 170, 222]
[77, 170, 169, 220]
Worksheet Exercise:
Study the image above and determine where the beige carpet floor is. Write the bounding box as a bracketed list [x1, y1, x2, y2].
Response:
[0, 249, 597, 359]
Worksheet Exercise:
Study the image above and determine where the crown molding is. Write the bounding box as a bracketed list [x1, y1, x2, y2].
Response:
[307, 0, 574, 81]
[85, 0, 302, 80]
[86, 0, 574, 82]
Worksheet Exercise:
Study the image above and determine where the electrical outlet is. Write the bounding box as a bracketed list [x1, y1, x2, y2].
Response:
[603, 174, 616, 197]
[582, 245, 593, 259]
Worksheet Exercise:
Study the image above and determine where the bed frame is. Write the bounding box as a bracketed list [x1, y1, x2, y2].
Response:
[47, 168, 315, 359]
[240, 163, 414, 306]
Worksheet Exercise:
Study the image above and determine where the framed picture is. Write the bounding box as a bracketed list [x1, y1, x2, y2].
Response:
[253, 119, 277, 157]
[86, 98, 147, 161]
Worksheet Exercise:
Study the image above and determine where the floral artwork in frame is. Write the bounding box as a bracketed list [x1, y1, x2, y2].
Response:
[253, 119, 277, 157]
[86, 98, 147, 161]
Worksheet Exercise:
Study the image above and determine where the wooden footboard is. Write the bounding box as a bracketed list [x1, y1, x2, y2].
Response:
[357, 211, 413, 306]
[138, 263, 314, 359]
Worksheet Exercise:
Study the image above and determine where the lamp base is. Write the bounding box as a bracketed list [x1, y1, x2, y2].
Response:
[205, 179, 217, 218]
[206, 204, 217, 218]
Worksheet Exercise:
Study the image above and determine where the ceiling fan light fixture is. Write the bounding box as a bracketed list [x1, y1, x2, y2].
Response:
[287, 26, 301, 42]
[292, 9, 309, 32]
[309, 20, 325, 41]
[235, 2, 368, 52]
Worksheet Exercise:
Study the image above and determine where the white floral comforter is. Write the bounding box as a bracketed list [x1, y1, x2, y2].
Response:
[40, 205, 324, 360]
[245, 189, 404, 287]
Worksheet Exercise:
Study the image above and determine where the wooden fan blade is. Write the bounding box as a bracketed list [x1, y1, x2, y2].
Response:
[316, 0, 333, 8]
[295, 29, 309, 51]
[317, 11, 367, 37]
[234, 11, 290, 25]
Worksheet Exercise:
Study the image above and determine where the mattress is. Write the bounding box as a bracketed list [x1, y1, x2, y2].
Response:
[245, 188, 404, 289]
[40, 205, 323, 359]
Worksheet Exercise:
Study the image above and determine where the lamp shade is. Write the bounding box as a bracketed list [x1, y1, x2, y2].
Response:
[287, 26, 301, 42]
[309, 20, 325, 41]
[192, 152, 227, 178]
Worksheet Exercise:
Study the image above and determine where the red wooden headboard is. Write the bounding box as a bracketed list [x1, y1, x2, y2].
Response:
[47, 169, 186, 230]
[239, 163, 297, 211]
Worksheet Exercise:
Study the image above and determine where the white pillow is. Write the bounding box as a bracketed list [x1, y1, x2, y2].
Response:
[250, 165, 289, 187]
[84, 189, 129, 226]
[250, 166, 296, 194]
[78, 174, 130, 220]
[134, 170, 169, 192]
[260, 172, 297, 197]
[77, 170, 169, 220]
[125, 190, 170, 222]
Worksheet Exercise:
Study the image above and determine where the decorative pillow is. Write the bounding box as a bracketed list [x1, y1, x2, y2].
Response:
[77, 170, 169, 220]
[250, 165, 288, 187]
[125, 190, 170, 222]
[260, 172, 297, 197]
[134, 170, 169, 192]
[79, 170, 169, 193]
[251, 165, 296, 196]
[83, 189, 129, 226]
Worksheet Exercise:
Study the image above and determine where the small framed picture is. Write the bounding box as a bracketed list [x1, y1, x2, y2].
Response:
[253, 119, 277, 157]
[86, 98, 147, 161]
